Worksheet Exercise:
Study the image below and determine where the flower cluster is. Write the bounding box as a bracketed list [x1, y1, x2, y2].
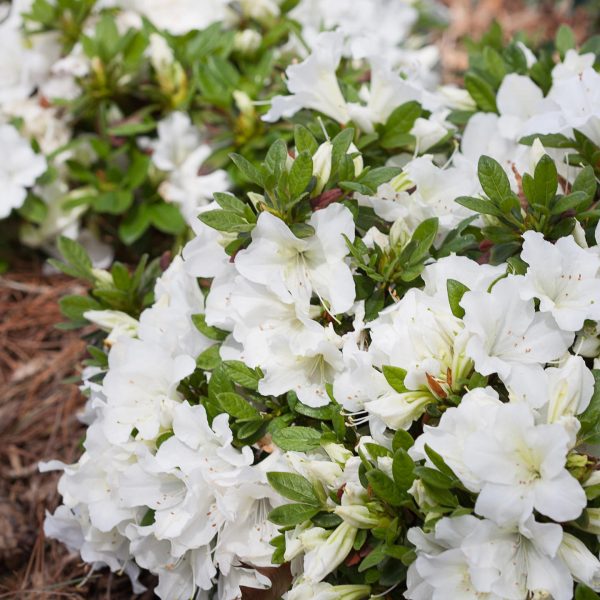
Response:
[42, 9, 600, 600]
[0, 0, 442, 269]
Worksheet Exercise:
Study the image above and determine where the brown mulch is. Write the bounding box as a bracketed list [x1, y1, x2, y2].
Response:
[439, 0, 594, 80]
[0, 265, 154, 599]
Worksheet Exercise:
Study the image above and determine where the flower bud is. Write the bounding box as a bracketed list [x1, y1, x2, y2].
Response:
[547, 356, 594, 423]
[581, 508, 600, 535]
[322, 442, 353, 465]
[239, 0, 280, 23]
[438, 85, 476, 111]
[303, 522, 357, 582]
[558, 532, 600, 589]
[148, 33, 174, 74]
[526, 138, 548, 176]
[409, 479, 438, 513]
[84, 309, 139, 346]
[92, 268, 113, 286]
[410, 114, 449, 153]
[585, 471, 600, 488]
[312, 141, 333, 196]
[389, 218, 412, 250]
[234, 90, 256, 118]
[287, 581, 371, 600]
[334, 504, 379, 528]
[234, 29, 262, 55]
[247, 192, 265, 210]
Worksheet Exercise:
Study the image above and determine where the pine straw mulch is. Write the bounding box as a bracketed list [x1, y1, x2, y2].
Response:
[439, 0, 594, 80]
[0, 262, 155, 600]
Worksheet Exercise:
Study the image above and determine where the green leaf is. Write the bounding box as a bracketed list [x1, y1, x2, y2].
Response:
[556, 24, 576, 57]
[156, 431, 174, 448]
[93, 190, 133, 214]
[140, 508, 156, 527]
[290, 223, 315, 238]
[406, 217, 438, 263]
[358, 543, 387, 572]
[272, 427, 322, 451]
[217, 392, 259, 419]
[483, 46, 507, 85]
[383, 365, 408, 393]
[551, 191, 590, 214]
[107, 120, 155, 137]
[55, 236, 93, 281]
[357, 167, 402, 192]
[18, 194, 48, 224]
[59, 295, 101, 321]
[222, 360, 261, 391]
[530, 155, 558, 207]
[572, 165, 597, 204]
[214, 192, 248, 215]
[414, 466, 455, 490]
[447, 279, 470, 319]
[478, 155, 512, 204]
[455, 195, 503, 218]
[265, 139, 288, 177]
[196, 345, 221, 370]
[384, 101, 422, 133]
[289, 151, 314, 199]
[199, 209, 254, 233]
[267, 472, 321, 505]
[331, 128, 355, 166]
[575, 585, 600, 600]
[578, 370, 600, 444]
[424, 445, 459, 480]
[294, 124, 318, 155]
[230, 153, 264, 186]
[268, 503, 320, 526]
[465, 73, 498, 112]
[192, 314, 228, 341]
[519, 133, 574, 148]
[392, 449, 416, 491]
[119, 205, 151, 245]
[366, 470, 406, 507]
[392, 430, 414, 452]
[236, 418, 264, 440]
[149, 203, 186, 234]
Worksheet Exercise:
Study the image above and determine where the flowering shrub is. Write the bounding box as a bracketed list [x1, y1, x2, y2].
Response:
[0, 0, 443, 269]
[40, 7, 600, 600]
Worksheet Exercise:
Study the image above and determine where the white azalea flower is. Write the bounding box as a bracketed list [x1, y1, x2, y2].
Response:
[235, 204, 356, 314]
[122, 0, 233, 34]
[102, 338, 195, 443]
[264, 31, 350, 124]
[464, 402, 586, 525]
[259, 324, 344, 407]
[520, 231, 600, 332]
[408, 515, 576, 600]
[151, 114, 230, 224]
[151, 112, 202, 171]
[410, 387, 503, 492]
[138, 256, 212, 357]
[553, 49, 596, 80]
[461, 275, 574, 399]
[0, 124, 47, 218]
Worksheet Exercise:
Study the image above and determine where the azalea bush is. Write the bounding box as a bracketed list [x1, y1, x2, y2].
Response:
[39, 6, 600, 600]
[0, 0, 444, 270]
